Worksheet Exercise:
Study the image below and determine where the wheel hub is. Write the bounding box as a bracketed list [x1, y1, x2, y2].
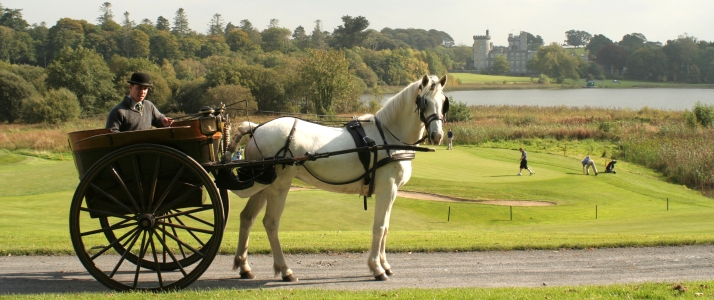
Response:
[137, 214, 156, 230]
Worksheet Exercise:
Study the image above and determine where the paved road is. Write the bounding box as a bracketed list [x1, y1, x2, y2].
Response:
[1, 245, 714, 294]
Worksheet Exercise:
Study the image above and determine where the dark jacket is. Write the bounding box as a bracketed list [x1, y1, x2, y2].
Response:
[106, 96, 166, 132]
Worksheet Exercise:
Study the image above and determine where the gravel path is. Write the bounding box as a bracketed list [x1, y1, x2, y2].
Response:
[1, 245, 713, 293]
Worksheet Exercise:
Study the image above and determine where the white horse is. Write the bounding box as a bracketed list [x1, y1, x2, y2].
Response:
[224, 74, 448, 281]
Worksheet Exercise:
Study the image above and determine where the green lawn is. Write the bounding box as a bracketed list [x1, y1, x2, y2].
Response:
[2, 146, 713, 256]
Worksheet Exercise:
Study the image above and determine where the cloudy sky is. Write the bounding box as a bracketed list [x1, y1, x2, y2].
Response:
[3, 0, 712, 47]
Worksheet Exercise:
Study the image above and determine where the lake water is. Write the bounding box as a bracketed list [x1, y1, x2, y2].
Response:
[362, 88, 714, 111]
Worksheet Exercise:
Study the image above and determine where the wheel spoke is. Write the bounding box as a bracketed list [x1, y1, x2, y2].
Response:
[90, 226, 139, 261]
[109, 230, 141, 278]
[109, 165, 142, 213]
[156, 206, 213, 221]
[154, 184, 202, 216]
[160, 220, 214, 235]
[80, 219, 135, 237]
[133, 231, 149, 289]
[156, 226, 205, 258]
[167, 218, 187, 259]
[148, 230, 164, 288]
[151, 165, 185, 212]
[89, 183, 137, 215]
[154, 228, 188, 276]
[148, 156, 162, 212]
[80, 207, 134, 220]
[131, 155, 146, 211]
[168, 215, 207, 247]
[170, 208, 215, 228]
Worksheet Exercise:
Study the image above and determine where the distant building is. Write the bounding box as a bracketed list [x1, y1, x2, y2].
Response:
[472, 30, 536, 74]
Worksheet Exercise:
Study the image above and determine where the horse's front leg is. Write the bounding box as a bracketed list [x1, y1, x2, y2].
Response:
[262, 167, 298, 282]
[367, 183, 398, 281]
[233, 191, 267, 279]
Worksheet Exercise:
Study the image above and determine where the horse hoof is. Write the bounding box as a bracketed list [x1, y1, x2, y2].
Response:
[385, 269, 394, 276]
[239, 271, 255, 279]
[375, 273, 389, 281]
[282, 274, 298, 282]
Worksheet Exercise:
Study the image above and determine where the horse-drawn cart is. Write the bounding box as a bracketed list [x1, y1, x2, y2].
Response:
[67, 99, 438, 291]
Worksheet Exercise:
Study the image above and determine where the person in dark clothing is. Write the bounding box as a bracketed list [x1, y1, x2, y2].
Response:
[447, 128, 453, 150]
[106, 72, 173, 132]
[605, 160, 617, 174]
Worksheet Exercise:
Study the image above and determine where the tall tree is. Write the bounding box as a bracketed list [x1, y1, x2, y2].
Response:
[529, 43, 580, 81]
[172, 8, 190, 37]
[595, 44, 627, 74]
[207, 13, 224, 36]
[298, 49, 360, 114]
[564, 30, 592, 48]
[310, 20, 326, 49]
[491, 55, 510, 74]
[586, 34, 613, 56]
[261, 25, 292, 53]
[156, 16, 170, 31]
[45, 46, 118, 115]
[662, 35, 699, 82]
[28, 23, 49, 67]
[619, 33, 647, 53]
[0, 7, 29, 31]
[330, 15, 370, 49]
[240, 19, 261, 45]
[47, 18, 85, 61]
[292, 25, 308, 50]
[225, 28, 258, 53]
[120, 11, 135, 57]
[626, 45, 667, 80]
[96, 2, 114, 27]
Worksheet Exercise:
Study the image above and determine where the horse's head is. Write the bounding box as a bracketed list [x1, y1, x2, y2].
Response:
[415, 74, 449, 145]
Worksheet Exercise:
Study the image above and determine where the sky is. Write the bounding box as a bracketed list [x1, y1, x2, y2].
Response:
[2, 0, 713, 47]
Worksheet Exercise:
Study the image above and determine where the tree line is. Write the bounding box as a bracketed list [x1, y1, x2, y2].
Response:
[553, 29, 714, 83]
[0, 2, 470, 123]
[1, 2, 712, 125]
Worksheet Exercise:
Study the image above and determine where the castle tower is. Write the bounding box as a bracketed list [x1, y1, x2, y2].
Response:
[472, 30, 492, 71]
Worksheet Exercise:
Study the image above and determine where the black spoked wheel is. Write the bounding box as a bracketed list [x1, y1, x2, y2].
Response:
[69, 144, 225, 291]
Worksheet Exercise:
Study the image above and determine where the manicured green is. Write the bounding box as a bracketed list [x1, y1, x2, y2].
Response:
[2, 146, 714, 256]
[3, 280, 713, 299]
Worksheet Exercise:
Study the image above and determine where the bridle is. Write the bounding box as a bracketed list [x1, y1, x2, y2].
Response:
[383, 81, 449, 146]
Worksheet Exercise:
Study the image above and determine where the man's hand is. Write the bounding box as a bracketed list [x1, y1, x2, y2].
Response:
[161, 117, 174, 127]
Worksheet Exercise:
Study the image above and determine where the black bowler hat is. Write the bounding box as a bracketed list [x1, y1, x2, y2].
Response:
[127, 72, 153, 87]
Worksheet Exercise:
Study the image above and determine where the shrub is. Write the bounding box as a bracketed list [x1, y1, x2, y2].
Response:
[0, 70, 36, 123]
[22, 88, 80, 124]
[445, 98, 472, 123]
[693, 102, 714, 128]
[537, 73, 550, 84]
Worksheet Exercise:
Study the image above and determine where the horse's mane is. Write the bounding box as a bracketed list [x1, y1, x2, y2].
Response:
[372, 80, 422, 126]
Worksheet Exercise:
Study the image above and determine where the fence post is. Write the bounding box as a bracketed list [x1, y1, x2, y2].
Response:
[510, 206, 513, 221]
[448, 206, 451, 222]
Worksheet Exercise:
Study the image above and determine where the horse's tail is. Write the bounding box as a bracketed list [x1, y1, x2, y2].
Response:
[224, 121, 259, 161]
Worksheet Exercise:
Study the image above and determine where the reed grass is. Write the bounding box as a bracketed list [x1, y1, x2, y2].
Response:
[2, 104, 713, 192]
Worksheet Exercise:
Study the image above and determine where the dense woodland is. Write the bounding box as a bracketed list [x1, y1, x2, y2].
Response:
[0, 2, 713, 124]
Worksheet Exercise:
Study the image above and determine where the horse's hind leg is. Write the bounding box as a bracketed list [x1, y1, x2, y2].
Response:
[233, 191, 267, 279]
[262, 167, 298, 282]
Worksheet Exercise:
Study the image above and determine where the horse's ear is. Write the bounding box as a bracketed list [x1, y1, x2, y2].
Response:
[421, 75, 430, 88]
[439, 75, 448, 87]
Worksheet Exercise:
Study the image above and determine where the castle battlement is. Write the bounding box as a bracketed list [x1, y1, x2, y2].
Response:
[473, 35, 491, 40]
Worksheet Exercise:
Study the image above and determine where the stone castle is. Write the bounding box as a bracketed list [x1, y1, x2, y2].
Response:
[472, 30, 535, 74]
